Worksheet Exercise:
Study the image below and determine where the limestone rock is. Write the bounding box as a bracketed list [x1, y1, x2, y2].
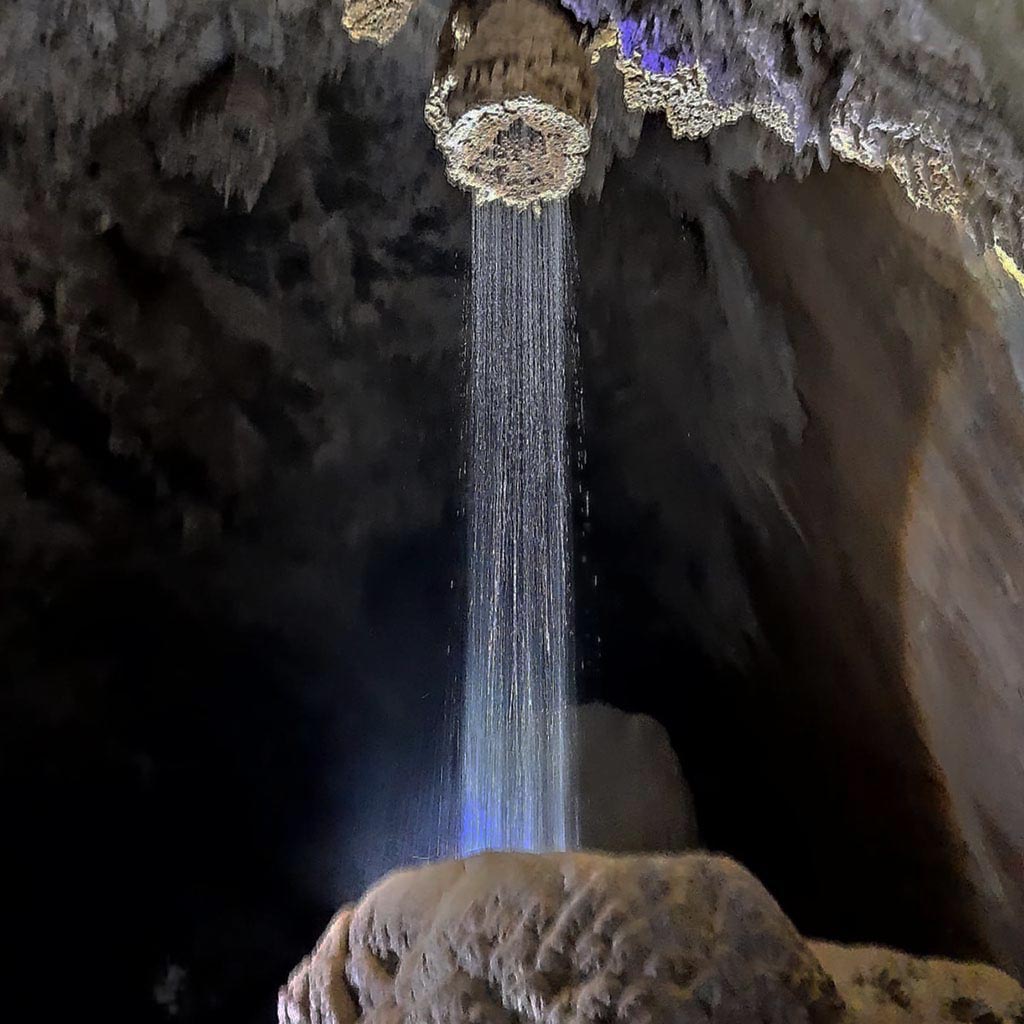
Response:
[343, 0, 421, 45]
[283, 851, 844, 1024]
[426, 0, 597, 206]
[280, 909, 357, 1024]
[577, 702, 698, 853]
[565, 0, 1024, 272]
[814, 943, 1024, 1024]
[282, 853, 1024, 1024]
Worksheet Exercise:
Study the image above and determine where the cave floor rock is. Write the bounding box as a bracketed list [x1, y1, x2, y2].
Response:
[279, 852, 1024, 1024]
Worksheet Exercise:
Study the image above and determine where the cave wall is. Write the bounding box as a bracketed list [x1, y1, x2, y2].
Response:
[902, 239, 1024, 974]
[1, 10, 469, 1020]
[575, 122, 1024, 974]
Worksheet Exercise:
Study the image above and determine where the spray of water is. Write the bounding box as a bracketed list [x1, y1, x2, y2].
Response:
[460, 199, 577, 854]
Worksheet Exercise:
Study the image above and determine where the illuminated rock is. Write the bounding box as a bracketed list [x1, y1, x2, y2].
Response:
[426, 0, 597, 207]
[342, 0, 420, 45]
[281, 851, 842, 1024]
[815, 942, 1024, 1024]
[618, 58, 745, 141]
[612, 43, 1022, 271]
[279, 851, 1024, 1024]
[562, 1, 1024, 276]
[279, 909, 355, 1024]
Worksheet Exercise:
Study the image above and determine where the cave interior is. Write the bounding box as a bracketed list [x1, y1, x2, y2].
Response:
[3, 1, 1024, 1021]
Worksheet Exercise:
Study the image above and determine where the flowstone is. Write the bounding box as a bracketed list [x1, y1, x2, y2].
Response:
[426, 0, 597, 207]
[279, 851, 1023, 1024]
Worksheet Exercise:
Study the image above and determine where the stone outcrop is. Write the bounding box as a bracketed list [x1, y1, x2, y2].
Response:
[279, 852, 1024, 1024]
[343, 0, 422, 45]
[577, 702, 698, 853]
[573, 131, 1024, 976]
[0, 0, 351, 203]
[426, 0, 596, 206]
[815, 943, 1024, 1024]
[902, 243, 1024, 973]
[565, 0, 1024, 273]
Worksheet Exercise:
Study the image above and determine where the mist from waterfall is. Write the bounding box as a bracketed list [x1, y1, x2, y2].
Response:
[460, 199, 577, 855]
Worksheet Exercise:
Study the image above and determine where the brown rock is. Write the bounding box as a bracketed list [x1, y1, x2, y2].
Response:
[814, 943, 1024, 1024]
[577, 702, 698, 853]
[342, 0, 420, 45]
[280, 908, 357, 1024]
[282, 853, 1024, 1024]
[426, 0, 596, 206]
[283, 851, 843, 1024]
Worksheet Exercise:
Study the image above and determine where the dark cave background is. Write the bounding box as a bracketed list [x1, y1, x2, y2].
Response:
[3, 17, 1017, 1024]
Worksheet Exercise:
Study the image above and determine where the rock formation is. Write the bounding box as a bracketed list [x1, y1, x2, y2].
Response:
[155, 58, 285, 210]
[815, 943, 1024, 1024]
[566, 0, 1024, 271]
[426, 0, 597, 206]
[343, 0, 423, 44]
[279, 852, 1024, 1024]
[577, 703, 698, 853]
[574, 130, 1024, 977]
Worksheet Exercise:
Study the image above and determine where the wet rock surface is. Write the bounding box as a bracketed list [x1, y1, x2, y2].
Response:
[280, 852, 1024, 1024]
[282, 852, 845, 1024]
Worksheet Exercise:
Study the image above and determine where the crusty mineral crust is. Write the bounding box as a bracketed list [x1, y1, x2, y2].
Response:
[618, 58, 745, 141]
[427, 0, 596, 207]
[429, 93, 593, 206]
[342, 0, 419, 45]
[592, 0, 1024, 275]
[616, 44, 995, 242]
[281, 851, 844, 1024]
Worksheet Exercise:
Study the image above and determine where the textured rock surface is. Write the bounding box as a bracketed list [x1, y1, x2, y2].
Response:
[565, 0, 1024, 270]
[344, 0, 422, 45]
[280, 853, 1024, 1024]
[902, 244, 1024, 974]
[0, 0, 352, 201]
[282, 852, 844, 1024]
[427, 0, 596, 205]
[577, 702, 697, 853]
[280, 908, 356, 1024]
[815, 943, 1024, 1024]
[155, 57, 287, 210]
[0, 0, 1020, 253]
[573, 131, 1023, 973]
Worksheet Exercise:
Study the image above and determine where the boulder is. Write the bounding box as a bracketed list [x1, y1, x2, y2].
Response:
[280, 852, 1024, 1024]
[577, 702, 698, 853]
[281, 851, 843, 1024]
[814, 943, 1024, 1024]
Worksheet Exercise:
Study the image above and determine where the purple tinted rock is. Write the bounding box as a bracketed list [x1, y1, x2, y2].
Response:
[620, 15, 684, 75]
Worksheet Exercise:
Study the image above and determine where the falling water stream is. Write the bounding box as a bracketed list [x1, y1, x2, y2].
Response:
[460, 199, 577, 854]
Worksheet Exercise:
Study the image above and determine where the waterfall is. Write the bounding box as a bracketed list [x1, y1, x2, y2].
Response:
[460, 199, 577, 854]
